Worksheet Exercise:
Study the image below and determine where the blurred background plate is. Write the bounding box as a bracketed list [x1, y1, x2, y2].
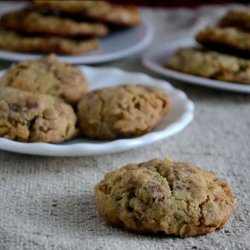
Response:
[0, 21, 153, 64]
[143, 37, 250, 93]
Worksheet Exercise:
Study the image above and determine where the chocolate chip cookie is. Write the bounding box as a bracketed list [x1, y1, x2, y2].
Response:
[0, 28, 98, 54]
[0, 54, 88, 105]
[0, 87, 77, 143]
[0, 9, 108, 37]
[77, 84, 170, 140]
[167, 48, 250, 84]
[95, 157, 236, 237]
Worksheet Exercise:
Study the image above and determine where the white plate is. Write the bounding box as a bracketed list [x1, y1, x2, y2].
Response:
[0, 66, 194, 157]
[0, 21, 153, 64]
[143, 37, 250, 93]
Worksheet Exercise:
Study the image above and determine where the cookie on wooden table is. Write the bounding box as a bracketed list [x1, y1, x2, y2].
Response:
[0, 9, 108, 37]
[0, 54, 88, 105]
[167, 48, 250, 84]
[0, 28, 99, 55]
[0, 87, 78, 143]
[77, 84, 170, 140]
[95, 157, 236, 237]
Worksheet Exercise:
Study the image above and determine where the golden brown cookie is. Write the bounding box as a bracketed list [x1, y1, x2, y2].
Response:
[0, 87, 78, 143]
[95, 157, 236, 237]
[77, 85, 170, 140]
[0, 9, 108, 37]
[32, 0, 140, 26]
[0, 28, 99, 54]
[166, 48, 250, 84]
[196, 26, 250, 57]
[0, 54, 88, 105]
[219, 10, 250, 31]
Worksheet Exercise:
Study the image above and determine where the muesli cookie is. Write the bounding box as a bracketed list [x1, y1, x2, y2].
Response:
[219, 10, 250, 31]
[77, 84, 170, 140]
[0, 54, 88, 105]
[0, 28, 98, 54]
[0, 9, 108, 37]
[0, 87, 77, 143]
[32, 0, 140, 26]
[166, 48, 250, 84]
[196, 26, 250, 57]
[95, 157, 236, 237]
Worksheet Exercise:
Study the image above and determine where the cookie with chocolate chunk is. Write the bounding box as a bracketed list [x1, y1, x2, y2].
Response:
[77, 84, 170, 140]
[0, 87, 77, 143]
[0, 54, 87, 105]
[95, 157, 236, 237]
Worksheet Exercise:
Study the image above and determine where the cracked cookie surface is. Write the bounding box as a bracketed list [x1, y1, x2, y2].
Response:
[0, 54, 87, 105]
[77, 84, 170, 140]
[95, 158, 236, 237]
[167, 48, 250, 84]
[0, 9, 108, 37]
[0, 87, 77, 143]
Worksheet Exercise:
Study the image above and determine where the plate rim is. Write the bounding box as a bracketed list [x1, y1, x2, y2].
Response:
[0, 21, 154, 65]
[142, 37, 250, 93]
[0, 66, 194, 157]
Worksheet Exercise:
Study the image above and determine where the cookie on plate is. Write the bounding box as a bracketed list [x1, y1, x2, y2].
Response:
[0, 87, 78, 143]
[0, 9, 108, 37]
[167, 48, 250, 84]
[0, 28, 99, 55]
[77, 84, 170, 140]
[95, 157, 236, 237]
[219, 10, 250, 31]
[32, 0, 140, 26]
[0, 54, 88, 105]
[196, 27, 250, 57]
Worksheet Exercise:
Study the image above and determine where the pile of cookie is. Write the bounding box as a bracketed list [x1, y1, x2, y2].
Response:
[166, 9, 250, 84]
[0, 55, 170, 143]
[0, 0, 140, 54]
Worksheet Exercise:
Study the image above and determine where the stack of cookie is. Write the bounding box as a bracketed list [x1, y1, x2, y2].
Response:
[166, 9, 250, 85]
[0, 55, 170, 143]
[0, 0, 140, 54]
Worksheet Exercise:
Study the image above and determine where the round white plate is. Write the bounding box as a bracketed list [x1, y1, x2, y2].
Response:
[0, 21, 153, 64]
[0, 66, 194, 157]
[143, 37, 250, 93]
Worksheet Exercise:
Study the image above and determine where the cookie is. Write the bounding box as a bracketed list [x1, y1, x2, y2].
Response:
[32, 0, 111, 15]
[0, 54, 88, 105]
[0, 28, 98, 55]
[77, 84, 170, 140]
[32, 0, 140, 26]
[0, 87, 78, 143]
[196, 27, 250, 57]
[95, 157, 236, 237]
[167, 48, 250, 84]
[219, 10, 250, 31]
[0, 9, 108, 37]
